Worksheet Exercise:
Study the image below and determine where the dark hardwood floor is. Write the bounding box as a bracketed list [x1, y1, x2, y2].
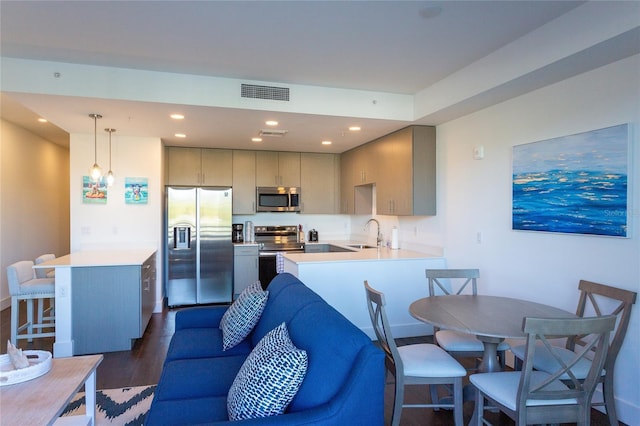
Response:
[1, 302, 614, 425]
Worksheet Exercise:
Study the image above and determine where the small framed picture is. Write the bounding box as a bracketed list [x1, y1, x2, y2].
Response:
[82, 176, 107, 204]
[125, 177, 148, 204]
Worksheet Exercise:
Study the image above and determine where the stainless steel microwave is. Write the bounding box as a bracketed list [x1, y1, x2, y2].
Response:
[256, 187, 301, 212]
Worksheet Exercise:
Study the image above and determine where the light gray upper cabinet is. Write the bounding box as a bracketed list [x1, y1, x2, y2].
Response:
[339, 149, 356, 214]
[340, 125, 436, 216]
[300, 153, 340, 214]
[232, 150, 256, 214]
[376, 126, 436, 216]
[201, 149, 233, 186]
[166, 147, 232, 186]
[256, 151, 301, 187]
[166, 147, 201, 185]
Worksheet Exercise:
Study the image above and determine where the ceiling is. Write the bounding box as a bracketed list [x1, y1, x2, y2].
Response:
[1, 1, 634, 153]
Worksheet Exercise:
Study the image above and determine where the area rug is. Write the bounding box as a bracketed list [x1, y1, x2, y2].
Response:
[60, 384, 156, 426]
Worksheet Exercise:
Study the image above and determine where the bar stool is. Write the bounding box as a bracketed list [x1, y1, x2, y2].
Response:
[34, 254, 56, 321]
[35, 253, 56, 278]
[6, 260, 56, 345]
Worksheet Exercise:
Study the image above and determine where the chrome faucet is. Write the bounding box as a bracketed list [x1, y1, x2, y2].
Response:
[365, 218, 382, 247]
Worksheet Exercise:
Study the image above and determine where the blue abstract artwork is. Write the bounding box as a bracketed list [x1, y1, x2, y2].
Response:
[512, 124, 629, 237]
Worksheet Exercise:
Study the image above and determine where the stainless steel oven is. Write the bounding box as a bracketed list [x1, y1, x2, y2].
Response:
[254, 225, 304, 286]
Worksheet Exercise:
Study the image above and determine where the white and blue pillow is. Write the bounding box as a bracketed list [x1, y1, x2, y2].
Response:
[227, 322, 308, 420]
[220, 280, 268, 351]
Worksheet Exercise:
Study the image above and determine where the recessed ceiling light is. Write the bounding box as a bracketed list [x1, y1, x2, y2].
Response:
[265, 120, 278, 126]
[349, 126, 361, 131]
[322, 140, 332, 145]
[175, 133, 186, 138]
[170, 114, 185, 120]
[37, 118, 48, 123]
[252, 137, 263, 142]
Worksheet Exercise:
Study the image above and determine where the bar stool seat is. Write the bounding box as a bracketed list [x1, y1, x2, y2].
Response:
[6, 260, 56, 345]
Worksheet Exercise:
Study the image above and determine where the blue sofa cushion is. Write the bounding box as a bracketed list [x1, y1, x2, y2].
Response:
[227, 322, 308, 421]
[286, 300, 373, 412]
[145, 396, 229, 425]
[220, 280, 268, 350]
[155, 355, 248, 401]
[251, 274, 324, 346]
[165, 327, 251, 362]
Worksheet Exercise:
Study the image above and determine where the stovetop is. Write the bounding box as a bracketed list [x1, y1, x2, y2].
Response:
[254, 225, 303, 252]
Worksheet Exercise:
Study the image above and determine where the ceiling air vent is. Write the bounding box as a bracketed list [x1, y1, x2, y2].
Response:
[259, 129, 288, 137]
[241, 84, 290, 101]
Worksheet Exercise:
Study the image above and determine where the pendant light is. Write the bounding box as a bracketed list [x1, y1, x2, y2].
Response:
[105, 128, 116, 186]
[88, 113, 103, 181]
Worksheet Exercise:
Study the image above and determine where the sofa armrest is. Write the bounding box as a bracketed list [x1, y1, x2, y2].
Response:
[175, 305, 228, 330]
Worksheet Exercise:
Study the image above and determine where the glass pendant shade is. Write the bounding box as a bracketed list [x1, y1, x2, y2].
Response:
[89, 113, 103, 182]
[106, 170, 115, 186]
[89, 163, 103, 181]
[105, 128, 116, 187]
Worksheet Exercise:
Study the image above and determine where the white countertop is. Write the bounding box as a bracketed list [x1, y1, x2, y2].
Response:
[285, 244, 442, 264]
[33, 249, 156, 268]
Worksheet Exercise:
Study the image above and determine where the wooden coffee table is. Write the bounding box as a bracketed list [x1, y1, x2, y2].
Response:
[0, 354, 103, 425]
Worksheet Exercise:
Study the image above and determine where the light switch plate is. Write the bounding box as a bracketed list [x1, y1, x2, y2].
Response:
[473, 146, 485, 160]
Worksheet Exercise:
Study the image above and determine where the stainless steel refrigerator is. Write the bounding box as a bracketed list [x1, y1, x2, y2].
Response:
[166, 187, 233, 306]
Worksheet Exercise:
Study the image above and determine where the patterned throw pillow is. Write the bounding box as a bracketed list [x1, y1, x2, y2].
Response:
[220, 280, 268, 350]
[227, 322, 308, 421]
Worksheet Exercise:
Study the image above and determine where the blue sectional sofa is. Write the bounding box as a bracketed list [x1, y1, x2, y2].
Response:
[145, 273, 385, 425]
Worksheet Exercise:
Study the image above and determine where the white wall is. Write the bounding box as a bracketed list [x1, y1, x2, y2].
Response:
[0, 119, 70, 309]
[70, 133, 163, 312]
[435, 55, 639, 423]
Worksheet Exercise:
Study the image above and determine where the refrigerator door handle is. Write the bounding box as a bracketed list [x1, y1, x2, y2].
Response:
[174, 226, 191, 249]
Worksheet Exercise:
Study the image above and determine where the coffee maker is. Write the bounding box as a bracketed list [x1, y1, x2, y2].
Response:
[232, 223, 244, 243]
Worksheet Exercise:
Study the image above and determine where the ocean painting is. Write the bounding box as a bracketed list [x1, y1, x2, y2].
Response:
[512, 124, 629, 237]
[125, 177, 149, 204]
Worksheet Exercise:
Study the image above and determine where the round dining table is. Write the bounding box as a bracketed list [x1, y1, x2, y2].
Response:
[409, 295, 576, 372]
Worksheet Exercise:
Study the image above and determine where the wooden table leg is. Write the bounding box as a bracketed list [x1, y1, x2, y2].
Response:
[84, 369, 97, 425]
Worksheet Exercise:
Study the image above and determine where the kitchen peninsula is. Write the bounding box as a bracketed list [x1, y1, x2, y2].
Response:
[34, 249, 156, 357]
[283, 245, 445, 338]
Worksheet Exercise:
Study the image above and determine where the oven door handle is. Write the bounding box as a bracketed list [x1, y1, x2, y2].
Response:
[259, 252, 279, 257]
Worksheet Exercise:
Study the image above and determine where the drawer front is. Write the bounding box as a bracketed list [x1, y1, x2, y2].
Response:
[234, 245, 259, 256]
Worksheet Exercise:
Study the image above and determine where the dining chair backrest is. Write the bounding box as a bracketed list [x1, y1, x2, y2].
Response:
[364, 280, 401, 375]
[518, 315, 615, 422]
[426, 268, 479, 297]
[569, 280, 636, 375]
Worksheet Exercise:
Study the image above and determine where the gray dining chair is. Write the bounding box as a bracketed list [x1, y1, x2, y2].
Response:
[364, 280, 467, 426]
[470, 314, 616, 426]
[510, 279, 637, 426]
[426, 269, 509, 368]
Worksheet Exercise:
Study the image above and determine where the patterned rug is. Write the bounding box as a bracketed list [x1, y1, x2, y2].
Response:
[60, 385, 156, 426]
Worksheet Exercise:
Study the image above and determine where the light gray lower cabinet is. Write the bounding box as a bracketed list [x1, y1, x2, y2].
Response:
[233, 245, 258, 299]
[72, 254, 156, 355]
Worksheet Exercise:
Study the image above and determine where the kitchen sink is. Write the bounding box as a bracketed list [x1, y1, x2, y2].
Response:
[346, 244, 377, 249]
